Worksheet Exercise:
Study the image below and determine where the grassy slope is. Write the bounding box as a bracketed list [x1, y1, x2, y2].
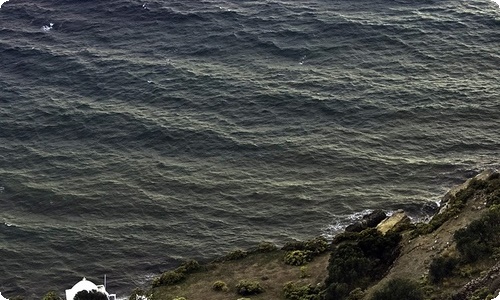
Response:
[152, 251, 329, 300]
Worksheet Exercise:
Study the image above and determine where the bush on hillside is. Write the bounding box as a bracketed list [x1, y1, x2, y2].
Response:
[370, 278, 423, 300]
[284, 250, 313, 266]
[454, 205, 500, 262]
[73, 290, 108, 300]
[324, 229, 401, 300]
[283, 281, 322, 300]
[256, 241, 278, 253]
[152, 259, 202, 287]
[235, 280, 264, 296]
[152, 270, 186, 287]
[429, 256, 459, 283]
[42, 291, 62, 300]
[212, 280, 229, 292]
[282, 236, 329, 255]
[176, 259, 200, 273]
[128, 288, 148, 300]
[224, 249, 248, 261]
[346, 288, 364, 300]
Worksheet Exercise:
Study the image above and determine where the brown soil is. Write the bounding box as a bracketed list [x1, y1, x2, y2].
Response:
[153, 251, 329, 300]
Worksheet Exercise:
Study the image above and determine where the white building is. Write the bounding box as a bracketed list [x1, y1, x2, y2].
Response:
[65, 277, 116, 300]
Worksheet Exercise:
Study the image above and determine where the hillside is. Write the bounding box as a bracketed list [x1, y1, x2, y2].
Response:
[134, 169, 500, 300]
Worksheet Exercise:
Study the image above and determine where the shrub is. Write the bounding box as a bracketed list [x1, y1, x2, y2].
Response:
[235, 280, 264, 296]
[224, 249, 248, 261]
[282, 236, 329, 255]
[42, 291, 62, 300]
[257, 241, 278, 253]
[212, 280, 229, 292]
[300, 266, 308, 278]
[370, 278, 423, 300]
[177, 259, 200, 273]
[429, 256, 458, 283]
[325, 229, 401, 300]
[346, 288, 364, 300]
[152, 259, 201, 287]
[73, 290, 108, 300]
[454, 205, 500, 262]
[152, 270, 185, 287]
[470, 287, 493, 300]
[284, 250, 313, 266]
[283, 281, 322, 300]
[326, 244, 375, 287]
[128, 288, 148, 300]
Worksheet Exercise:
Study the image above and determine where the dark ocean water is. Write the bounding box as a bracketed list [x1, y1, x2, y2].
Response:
[0, 0, 499, 298]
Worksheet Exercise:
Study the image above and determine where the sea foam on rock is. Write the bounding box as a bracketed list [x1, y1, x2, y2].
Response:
[344, 209, 387, 232]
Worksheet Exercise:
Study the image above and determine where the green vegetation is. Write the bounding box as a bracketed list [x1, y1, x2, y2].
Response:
[73, 290, 108, 300]
[370, 278, 423, 300]
[282, 236, 329, 267]
[454, 205, 500, 262]
[211, 280, 229, 292]
[282, 237, 329, 255]
[152, 270, 186, 287]
[284, 250, 313, 266]
[152, 260, 201, 287]
[300, 266, 309, 278]
[256, 241, 279, 253]
[283, 281, 322, 300]
[235, 280, 264, 296]
[470, 287, 495, 300]
[324, 229, 401, 300]
[128, 288, 148, 300]
[429, 256, 459, 283]
[219, 249, 248, 261]
[42, 291, 62, 300]
[346, 288, 364, 300]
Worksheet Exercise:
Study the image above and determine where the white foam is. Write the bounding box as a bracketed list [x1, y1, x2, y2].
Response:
[41, 23, 54, 32]
[322, 209, 374, 237]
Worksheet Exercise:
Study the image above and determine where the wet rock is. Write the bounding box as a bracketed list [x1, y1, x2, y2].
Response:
[377, 210, 410, 234]
[345, 210, 387, 232]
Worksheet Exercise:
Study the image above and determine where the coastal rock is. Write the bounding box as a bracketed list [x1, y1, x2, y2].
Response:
[345, 210, 387, 232]
[377, 210, 410, 234]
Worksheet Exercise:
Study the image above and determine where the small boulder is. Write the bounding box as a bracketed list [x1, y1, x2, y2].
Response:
[345, 210, 387, 232]
[377, 210, 410, 234]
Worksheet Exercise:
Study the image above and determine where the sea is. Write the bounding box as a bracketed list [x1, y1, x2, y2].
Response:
[0, 0, 499, 298]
